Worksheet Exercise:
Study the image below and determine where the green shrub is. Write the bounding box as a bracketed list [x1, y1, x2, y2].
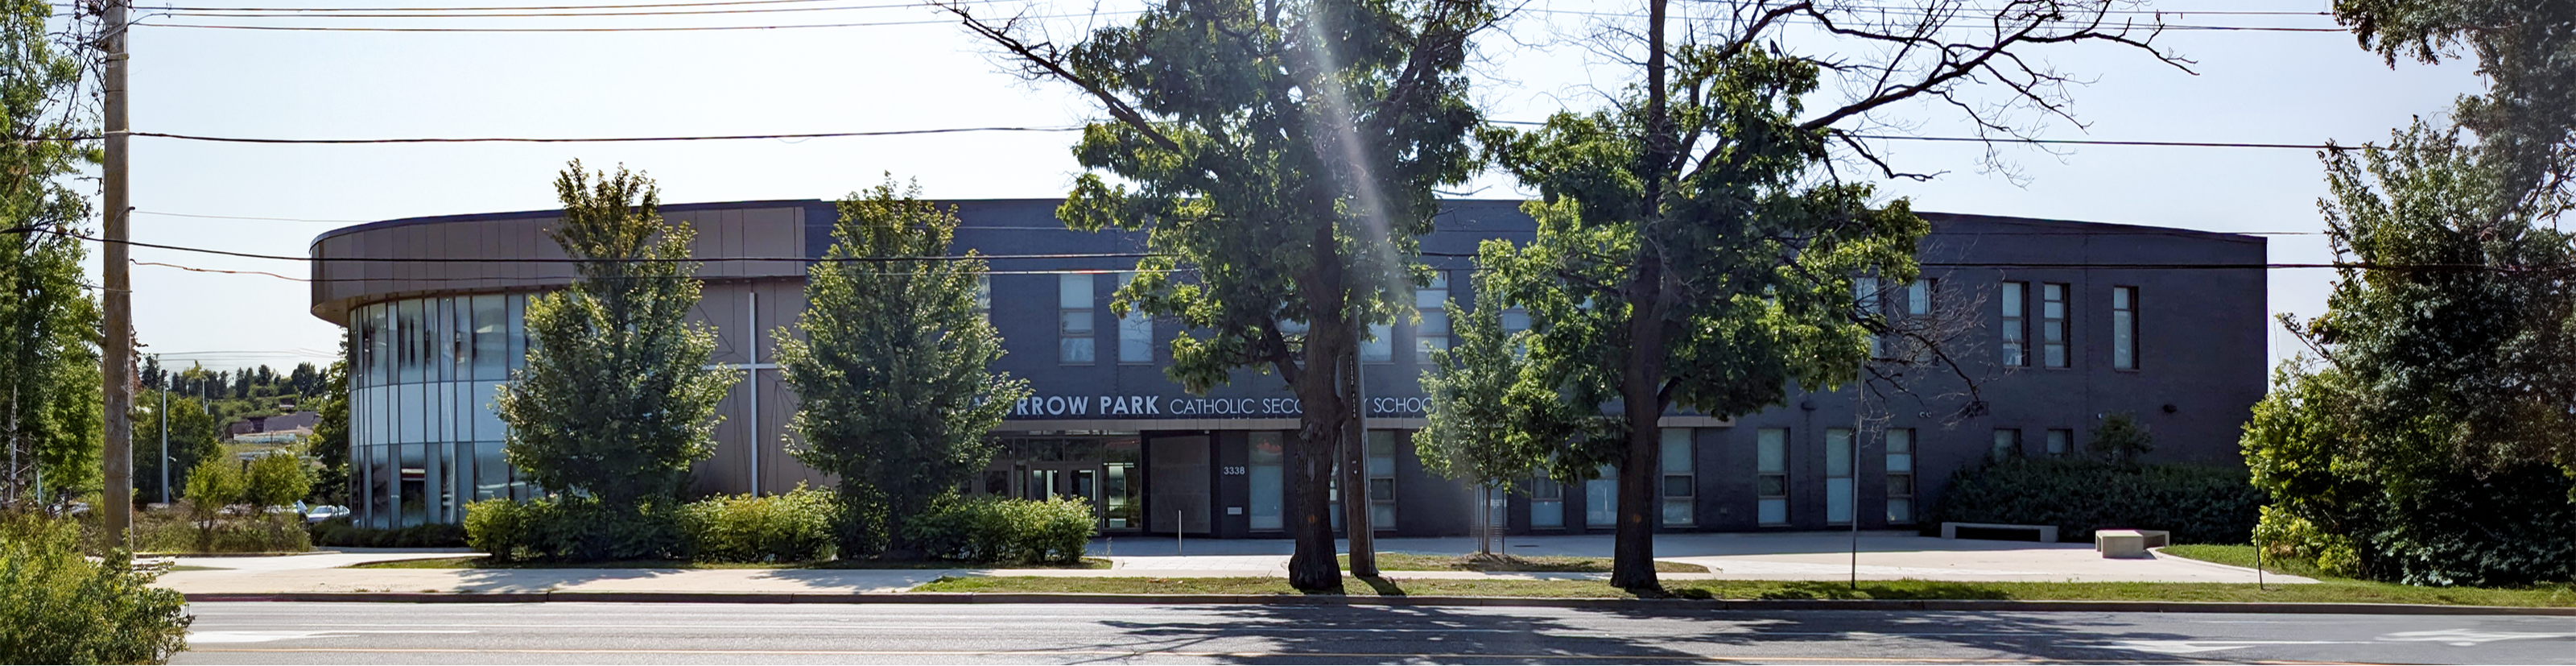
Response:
[677, 486, 837, 563]
[308, 519, 467, 548]
[1, 515, 192, 664]
[904, 497, 1096, 565]
[126, 505, 309, 554]
[1925, 458, 2261, 544]
[242, 451, 315, 509]
[464, 498, 683, 562]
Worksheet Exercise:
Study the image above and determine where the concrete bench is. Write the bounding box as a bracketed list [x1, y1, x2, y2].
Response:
[1940, 522, 2058, 544]
[2094, 529, 2171, 558]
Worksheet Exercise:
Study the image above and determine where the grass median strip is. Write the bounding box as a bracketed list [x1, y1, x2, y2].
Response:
[349, 557, 1113, 570]
[912, 574, 2576, 606]
[1340, 552, 1708, 573]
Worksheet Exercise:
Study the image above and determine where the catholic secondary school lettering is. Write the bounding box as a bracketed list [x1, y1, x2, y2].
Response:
[1005, 395, 1435, 418]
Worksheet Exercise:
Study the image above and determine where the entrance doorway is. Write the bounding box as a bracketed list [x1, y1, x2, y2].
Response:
[980, 434, 1143, 534]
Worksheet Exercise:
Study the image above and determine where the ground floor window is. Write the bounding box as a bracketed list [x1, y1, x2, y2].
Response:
[1248, 432, 1284, 531]
[1584, 465, 1615, 527]
[1528, 476, 1564, 528]
[1826, 428, 1855, 525]
[1367, 431, 1397, 530]
[1661, 428, 1695, 527]
[1757, 428, 1788, 525]
[1886, 428, 1915, 524]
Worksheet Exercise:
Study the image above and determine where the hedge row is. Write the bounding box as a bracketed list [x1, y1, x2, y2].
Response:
[465, 490, 1092, 565]
[309, 519, 469, 548]
[1925, 458, 2262, 544]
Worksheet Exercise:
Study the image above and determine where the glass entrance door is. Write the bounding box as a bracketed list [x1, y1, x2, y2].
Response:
[980, 433, 1145, 534]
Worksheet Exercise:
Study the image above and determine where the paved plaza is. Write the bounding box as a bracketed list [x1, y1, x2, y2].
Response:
[152, 532, 2310, 596]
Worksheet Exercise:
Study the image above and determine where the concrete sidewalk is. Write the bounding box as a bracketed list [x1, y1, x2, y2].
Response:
[152, 532, 2312, 596]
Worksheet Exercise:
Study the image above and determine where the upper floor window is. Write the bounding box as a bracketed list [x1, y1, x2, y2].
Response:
[2041, 283, 2070, 368]
[1855, 276, 1884, 358]
[2112, 286, 2138, 370]
[975, 275, 992, 323]
[1059, 273, 1096, 364]
[2000, 282, 2027, 366]
[1906, 279, 1933, 316]
[1117, 272, 1152, 364]
[1361, 323, 1393, 363]
[1415, 272, 1450, 363]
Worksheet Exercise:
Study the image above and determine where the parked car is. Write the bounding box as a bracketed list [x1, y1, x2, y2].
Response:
[300, 503, 349, 523]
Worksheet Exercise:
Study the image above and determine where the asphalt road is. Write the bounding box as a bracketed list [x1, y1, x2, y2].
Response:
[172, 602, 2576, 664]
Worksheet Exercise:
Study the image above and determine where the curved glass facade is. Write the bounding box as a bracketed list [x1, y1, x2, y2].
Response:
[347, 293, 537, 528]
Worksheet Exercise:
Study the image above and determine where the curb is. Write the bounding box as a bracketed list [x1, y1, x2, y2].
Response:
[178, 591, 2576, 615]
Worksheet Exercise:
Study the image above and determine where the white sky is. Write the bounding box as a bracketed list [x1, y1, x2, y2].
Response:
[113, 0, 2481, 373]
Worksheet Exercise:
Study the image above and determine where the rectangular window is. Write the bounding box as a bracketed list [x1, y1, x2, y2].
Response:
[435, 298, 458, 383]
[1500, 307, 1531, 358]
[1528, 476, 1564, 528]
[1907, 279, 1933, 315]
[2046, 428, 2073, 457]
[1416, 272, 1450, 363]
[395, 299, 425, 383]
[1661, 428, 1695, 527]
[1584, 465, 1616, 527]
[1757, 428, 1788, 525]
[471, 295, 506, 380]
[1118, 273, 1153, 363]
[2000, 282, 2027, 367]
[1361, 323, 1393, 362]
[975, 275, 993, 323]
[1248, 432, 1284, 531]
[1059, 273, 1096, 364]
[507, 294, 527, 371]
[1826, 428, 1855, 525]
[2041, 283, 2069, 368]
[1367, 431, 1397, 529]
[1886, 428, 1915, 524]
[1854, 277, 1883, 358]
[1993, 428, 2022, 460]
[2112, 286, 2138, 370]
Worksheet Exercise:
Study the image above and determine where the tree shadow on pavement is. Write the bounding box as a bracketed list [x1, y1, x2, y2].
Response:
[1060, 579, 2212, 664]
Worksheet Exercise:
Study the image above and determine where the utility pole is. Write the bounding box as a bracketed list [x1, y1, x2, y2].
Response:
[159, 363, 168, 506]
[98, 0, 134, 548]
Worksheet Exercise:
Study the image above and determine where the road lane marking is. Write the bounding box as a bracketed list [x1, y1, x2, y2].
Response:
[184, 647, 2128, 662]
[188, 631, 474, 644]
[2378, 629, 2576, 646]
[2108, 640, 2371, 655]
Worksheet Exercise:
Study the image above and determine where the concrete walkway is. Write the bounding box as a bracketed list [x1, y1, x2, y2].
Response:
[153, 532, 2311, 596]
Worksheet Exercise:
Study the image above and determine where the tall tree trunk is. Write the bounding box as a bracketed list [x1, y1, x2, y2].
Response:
[1612, 0, 1675, 593]
[1613, 271, 1670, 590]
[1283, 225, 1358, 591]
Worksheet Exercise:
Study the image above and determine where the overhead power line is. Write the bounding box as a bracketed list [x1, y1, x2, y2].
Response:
[23, 126, 2341, 151]
[17, 227, 2543, 275]
[10, 224, 1155, 263]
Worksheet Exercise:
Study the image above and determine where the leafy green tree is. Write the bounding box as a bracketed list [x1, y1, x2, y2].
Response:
[495, 161, 739, 508]
[242, 449, 312, 510]
[0, 0, 98, 510]
[2244, 119, 2576, 585]
[942, 0, 1492, 589]
[307, 345, 350, 505]
[2337, 0, 2576, 217]
[1472, 1, 2178, 589]
[776, 179, 1030, 557]
[134, 396, 219, 507]
[1416, 287, 1563, 555]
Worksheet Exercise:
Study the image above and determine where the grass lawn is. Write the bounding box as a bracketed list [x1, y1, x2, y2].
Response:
[349, 556, 1112, 570]
[914, 573, 2576, 607]
[2158, 544, 2333, 578]
[1342, 552, 1707, 573]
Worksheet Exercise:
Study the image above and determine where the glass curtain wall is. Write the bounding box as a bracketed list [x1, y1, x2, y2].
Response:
[349, 294, 534, 528]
